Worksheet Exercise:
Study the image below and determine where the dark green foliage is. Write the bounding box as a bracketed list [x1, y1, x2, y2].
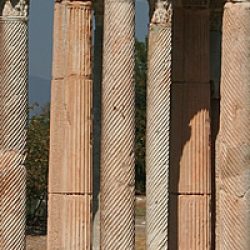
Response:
[135, 39, 147, 194]
[26, 103, 50, 234]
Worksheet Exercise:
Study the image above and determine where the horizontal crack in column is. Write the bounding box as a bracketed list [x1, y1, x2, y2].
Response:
[49, 192, 92, 196]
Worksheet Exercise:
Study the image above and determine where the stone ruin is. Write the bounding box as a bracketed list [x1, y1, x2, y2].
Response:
[0, 0, 250, 249]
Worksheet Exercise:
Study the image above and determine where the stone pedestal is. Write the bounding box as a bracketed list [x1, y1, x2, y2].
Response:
[47, 1, 93, 249]
[218, 1, 250, 249]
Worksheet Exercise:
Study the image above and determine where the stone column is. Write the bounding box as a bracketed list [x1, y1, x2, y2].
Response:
[146, 1, 172, 249]
[0, 1, 29, 249]
[93, 1, 103, 249]
[217, 1, 250, 249]
[169, 1, 211, 249]
[47, 0, 93, 249]
[100, 0, 135, 249]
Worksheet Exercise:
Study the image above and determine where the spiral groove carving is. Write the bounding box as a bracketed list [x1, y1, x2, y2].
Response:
[0, 18, 28, 250]
[146, 2, 172, 249]
[100, 0, 135, 249]
[218, 2, 250, 249]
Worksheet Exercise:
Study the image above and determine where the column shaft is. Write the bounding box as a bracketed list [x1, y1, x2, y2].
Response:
[47, 1, 93, 249]
[0, 6, 29, 249]
[169, 7, 211, 249]
[218, 1, 250, 249]
[100, 0, 135, 249]
[146, 1, 172, 249]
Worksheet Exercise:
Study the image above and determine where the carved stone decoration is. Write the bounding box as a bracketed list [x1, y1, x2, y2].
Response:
[0, 0, 29, 17]
[151, 0, 172, 26]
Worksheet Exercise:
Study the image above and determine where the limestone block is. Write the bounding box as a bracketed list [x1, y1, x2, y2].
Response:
[169, 195, 211, 249]
[47, 194, 92, 250]
[49, 78, 92, 194]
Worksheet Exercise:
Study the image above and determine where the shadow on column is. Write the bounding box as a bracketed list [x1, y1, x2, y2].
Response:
[168, 7, 221, 249]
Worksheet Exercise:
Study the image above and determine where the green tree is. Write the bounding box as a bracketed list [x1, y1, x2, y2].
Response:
[135, 39, 147, 194]
[26, 103, 50, 233]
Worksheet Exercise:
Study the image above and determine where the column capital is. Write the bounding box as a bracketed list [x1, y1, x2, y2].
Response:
[151, 0, 172, 26]
[0, 0, 29, 17]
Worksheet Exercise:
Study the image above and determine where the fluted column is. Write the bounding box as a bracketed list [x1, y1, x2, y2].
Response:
[100, 0, 135, 249]
[47, 1, 93, 249]
[93, 1, 103, 249]
[0, 1, 29, 249]
[169, 1, 211, 249]
[146, 1, 172, 249]
[217, 1, 250, 249]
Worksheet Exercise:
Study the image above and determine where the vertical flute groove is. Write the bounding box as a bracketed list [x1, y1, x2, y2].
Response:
[48, 1, 93, 249]
[169, 7, 211, 249]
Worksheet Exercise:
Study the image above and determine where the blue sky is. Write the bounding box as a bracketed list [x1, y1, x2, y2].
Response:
[29, 0, 149, 105]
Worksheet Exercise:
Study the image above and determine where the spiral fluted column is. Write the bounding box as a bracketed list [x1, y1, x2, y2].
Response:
[217, 1, 250, 249]
[0, 1, 29, 249]
[47, 1, 93, 249]
[100, 0, 135, 249]
[146, 1, 172, 249]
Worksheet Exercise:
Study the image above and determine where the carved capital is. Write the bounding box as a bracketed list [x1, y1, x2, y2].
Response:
[151, 0, 172, 26]
[0, 0, 29, 17]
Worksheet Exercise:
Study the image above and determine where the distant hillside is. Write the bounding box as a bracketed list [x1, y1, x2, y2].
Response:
[29, 75, 51, 106]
